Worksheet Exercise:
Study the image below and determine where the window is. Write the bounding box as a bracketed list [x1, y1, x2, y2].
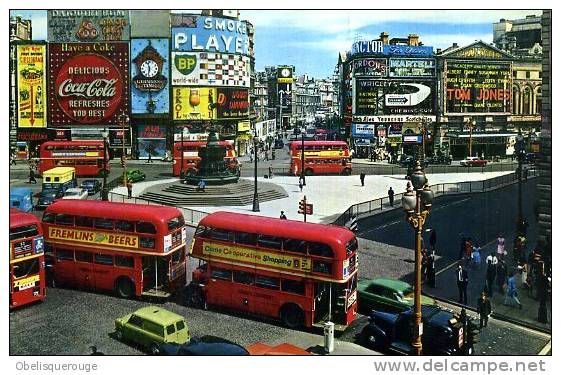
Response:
[526, 71, 531, 79]
[94, 218, 114, 230]
[366, 284, 382, 295]
[56, 249, 74, 261]
[115, 220, 134, 232]
[12, 258, 39, 279]
[55, 214, 74, 226]
[166, 324, 176, 335]
[257, 235, 282, 250]
[94, 253, 113, 266]
[313, 260, 332, 274]
[309, 242, 333, 258]
[75, 216, 93, 228]
[233, 270, 254, 285]
[195, 225, 207, 237]
[211, 268, 232, 281]
[137, 221, 156, 234]
[283, 239, 307, 254]
[75, 251, 93, 263]
[346, 238, 358, 256]
[255, 275, 280, 290]
[140, 237, 155, 249]
[9, 225, 39, 241]
[144, 321, 164, 337]
[115, 255, 134, 268]
[207, 228, 234, 242]
[281, 279, 305, 295]
[176, 321, 185, 331]
[42, 213, 55, 223]
[168, 216, 185, 231]
[128, 315, 143, 327]
[235, 232, 257, 246]
[171, 249, 185, 266]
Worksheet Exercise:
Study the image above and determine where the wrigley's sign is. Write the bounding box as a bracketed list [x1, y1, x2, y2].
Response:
[353, 115, 435, 123]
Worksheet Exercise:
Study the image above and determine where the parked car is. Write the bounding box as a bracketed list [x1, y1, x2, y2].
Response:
[357, 278, 437, 314]
[81, 179, 102, 195]
[35, 189, 64, 210]
[114, 306, 190, 355]
[62, 188, 88, 200]
[460, 156, 488, 166]
[159, 335, 249, 356]
[359, 305, 476, 355]
[126, 168, 146, 183]
[398, 154, 414, 167]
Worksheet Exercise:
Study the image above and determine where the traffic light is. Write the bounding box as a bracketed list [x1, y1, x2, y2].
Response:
[298, 199, 305, 214]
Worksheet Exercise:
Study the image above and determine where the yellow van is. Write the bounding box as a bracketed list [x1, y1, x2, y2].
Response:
[42, 167, 77, 194]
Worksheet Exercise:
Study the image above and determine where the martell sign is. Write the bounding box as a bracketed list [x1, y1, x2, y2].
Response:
[49, 43, 129, 126]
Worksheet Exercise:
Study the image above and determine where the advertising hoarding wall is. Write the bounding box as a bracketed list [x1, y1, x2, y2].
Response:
[131, 39, 169, 114]
[389, 58, 436, 78]
[48, 42, 129, 126]
[215, 88, 249, 119]
[47, 10, 130, 42]
[17, 44, 47, 128]
[172, 87, 217, 120]
[171, 52, 250, 87]
[352, 58, 387, 77]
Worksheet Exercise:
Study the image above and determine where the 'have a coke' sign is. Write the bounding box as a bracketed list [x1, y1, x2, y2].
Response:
[49, 43, 129, 125]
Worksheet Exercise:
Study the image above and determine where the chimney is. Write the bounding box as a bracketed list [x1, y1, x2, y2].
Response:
[408, 34, 419, 46]
[452, 42, 458, 48]
[380, 32, 389, 45]
[436, 48, 442, 54]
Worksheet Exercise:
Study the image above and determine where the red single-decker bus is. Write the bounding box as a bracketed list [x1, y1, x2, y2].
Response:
[39, 140, 109, 177]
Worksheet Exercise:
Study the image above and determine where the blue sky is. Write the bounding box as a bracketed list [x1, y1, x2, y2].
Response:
[11, 9, 541, 78]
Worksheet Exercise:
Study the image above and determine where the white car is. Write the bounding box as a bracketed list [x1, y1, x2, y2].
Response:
[62, 188, 88, 200]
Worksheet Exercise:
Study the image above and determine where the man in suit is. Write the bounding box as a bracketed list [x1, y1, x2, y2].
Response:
[456, 265, 469, 304]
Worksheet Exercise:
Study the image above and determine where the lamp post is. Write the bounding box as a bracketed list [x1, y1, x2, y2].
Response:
[180, 125, 185, 181]
[252, 121, 260, 212]
[101, 130, 109, 201]
[300, 125, 306, 186]
[465, 118, 476, 157]
[401, 161, 434, 356]
[514, 131, 526, 232]
[118, 113, 130, 187]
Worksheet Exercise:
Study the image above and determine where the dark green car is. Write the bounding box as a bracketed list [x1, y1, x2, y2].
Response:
[125, 169, 146, 183]
[357, 278, 436, 314]
[114, 306, 190, 355]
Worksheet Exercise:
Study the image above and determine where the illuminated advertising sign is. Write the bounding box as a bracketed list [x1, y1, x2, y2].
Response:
[277, 66, 294, 83]
[172, 87, 217, 120]
[216, 88, 249, 119]
[108, 128, 131, 147]
[352, 124, 375, 139]
[172, 16, 250, 56]
[47, 10, 129, 42]
[389, 58, 436, 77]
[48, 43, 129, 126]
[17, 44, 47, 128]
[383, 45, 433, 57]
[349, 40, 384, 57]
[352, 58, 387, 77]
[354, 79, 435, 116]
[131, 39, 169, 114]
[138, 124, 166, 138]
[445, 60, 512, 114]
[278, 82, 293, 112]
[171, 52, 250, 87]
[48, 226, 138, 249]
[202, 242, 312, 273]
[353, 115, 436, 123]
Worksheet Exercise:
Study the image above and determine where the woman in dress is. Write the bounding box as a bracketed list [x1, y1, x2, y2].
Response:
[497, 234, 506, 261]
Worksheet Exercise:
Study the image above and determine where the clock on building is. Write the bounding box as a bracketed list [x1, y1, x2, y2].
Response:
[132, 42, 167, 93]
[281, 68, 291, 78]
[140, 60, 159, 78]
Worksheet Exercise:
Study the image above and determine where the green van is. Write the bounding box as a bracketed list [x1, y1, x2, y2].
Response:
[115, 306, 190, 355]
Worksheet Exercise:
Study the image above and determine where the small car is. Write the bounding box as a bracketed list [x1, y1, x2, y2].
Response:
[460, 156, 488, 166]
[81, 179, 102, 195]
[159, 335, 249, 356]
[62, 188, 88, 200]
[114, 306, 190, 355]
[359, 305, 476, 355]
[126, 168, 146, 183]
[35, 189, 64, 210]
[399, 154, 414, 167]
[357, 278, 436, 314]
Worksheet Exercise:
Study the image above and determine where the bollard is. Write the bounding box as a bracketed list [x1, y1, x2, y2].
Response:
[324, 321, 334, 354]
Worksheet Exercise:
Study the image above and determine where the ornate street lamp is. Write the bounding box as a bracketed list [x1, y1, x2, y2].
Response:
[252, 120, 260, 212]
[401, 161, 434, 356]
[101, 130, 109, 201]
[118, 113, 130, 187]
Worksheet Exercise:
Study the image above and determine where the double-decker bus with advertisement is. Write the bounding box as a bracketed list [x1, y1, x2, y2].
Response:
[39, 140, 108, 177]
[10, 208, 46, 309]
[42, 200, 188, 299]
[289, 141, 352, 176]
[173, 141, 239, 176]
[187, 212, 358, 330]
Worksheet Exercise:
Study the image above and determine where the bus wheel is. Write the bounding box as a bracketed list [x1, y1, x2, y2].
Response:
[341, 168, 351, 176]
[149, 342, 160, 355]
[305, 169, 313, 176]
[280, 304, 304, 329]
[115, 278, 135, 299]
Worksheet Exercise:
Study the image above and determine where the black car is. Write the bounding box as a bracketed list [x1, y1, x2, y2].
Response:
[36, 189, 64, 210]
[359, 305, 476, 355]
[81, 179, 102, 195]
[398, 154, 414, 167]
[159, 336, 249, 356]
[274, 139, 285, 149]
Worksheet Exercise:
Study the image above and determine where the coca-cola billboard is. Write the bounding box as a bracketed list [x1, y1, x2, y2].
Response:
[49, 43, 129, 126]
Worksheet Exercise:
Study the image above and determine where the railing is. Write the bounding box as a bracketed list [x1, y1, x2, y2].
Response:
[332, 168, 539, 227]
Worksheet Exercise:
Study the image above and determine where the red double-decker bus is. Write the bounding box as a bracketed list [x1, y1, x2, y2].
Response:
[173, 141, 239, 176]
[188, 212, 358, 330]
[39, 140, 108, 177]
[42, 200, 187, 299]
[289, 141, 352, 176]
[10, 208, 46, 309]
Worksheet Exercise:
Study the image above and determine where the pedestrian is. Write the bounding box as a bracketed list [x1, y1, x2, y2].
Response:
[421, 248, 428, 282]
[497, 234, 506, 261]
[197, 179, 206, 193]
[459, 235, 467, 260]
[359, 172, 365, 186]
[456, 265, 469, 304]
[485, 259, 496, 297]
[429, 229, 437, 252]
[477, 291, 492, 329]
[269, 165, 273, 179]
[298, 177, 303, 192]
[496, 260, 507, 295]
[388, 187, 395, 207]
[464, 237, 473, 267]
[10, 152, 16, 165]
[504, 271, 522, 309]
[28, 165, 37, 184]
[427, 249, 436, 288]
[279, 211, 287, 220]
[126, 181, 133, 198]
[472, 244, 481, 268]
[146, 144, 153, 163]
[486, 252, 498, 265]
